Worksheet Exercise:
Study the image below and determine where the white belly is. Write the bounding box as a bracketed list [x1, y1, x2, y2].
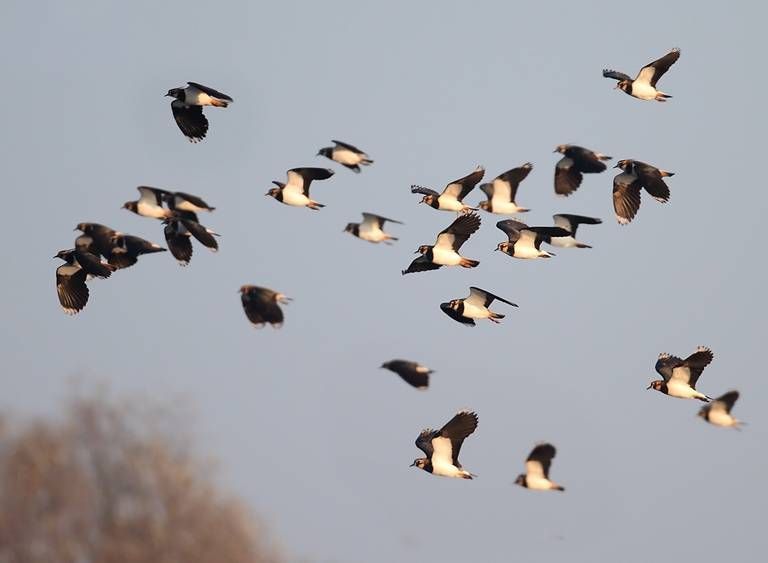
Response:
[432, 247, 462, 265]
[666, 381, 702, 399]
[707, 410, 736, 427]
[359, 224, 386, 242]
[461, 302, 490, 319]
[174, 201, 205, 213]
[631, 81, 657, 100]
[137, 201, 168, 218]
[525, 476, 553, 490]
[513, 244, 542, 259]
[491, 200, 526, 214]
[333, 149, 363, 165]
[431, 460, 465, 478]
[550, 236, 577, 248]
[282, 190, 310, 207]
[437, 196, 464, 212]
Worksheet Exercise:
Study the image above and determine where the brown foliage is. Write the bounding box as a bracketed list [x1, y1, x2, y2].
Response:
[0, 394, 283, 563]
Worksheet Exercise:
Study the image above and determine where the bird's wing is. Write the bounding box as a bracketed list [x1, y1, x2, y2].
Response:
[332, 139, 364, 153]
[171, 102, 208, 142]
[710, 390, 739, 414]
[635, 49, 680, 87]
[434, 212, 481, 250]
[394, 365, 429, 389]
[137, 186, 169, 206]
[415, 429, 436, 459]
[164, 220, 193, 265]
[633, 161, 671, 203]
[493, 163, 533, 202]
[286, 167, 334, 197]
[410, 185, 440, 197]
[241, 288, 283, 326]
[174, 191, 212, 209]
[496, 219, 528, 243]
[602, 69, 632, 82]
[554, 157, 583, 196]
[528, 227, 571, 247]
[56, 264, 88, 315]
[612, 174, 643, 225]
[552, 214, 575, 233]
[186, 82, 233, 102]
[362, 212, 402, 228]
[442, 166, 485, 201]
[568, 147, 608, 173]
[679, 347, 714, 388]
[439, 302, 476, 326]
[74, 250, 114, 278]
[180, 219, 218, 251]
[75, 235, 98, 256]
[467, 286, 517, 308]
[526, 443, 556, 479]
[436, 411, 478, 467]
[655, 353, 685, 382]
[401, 255, 442, 275]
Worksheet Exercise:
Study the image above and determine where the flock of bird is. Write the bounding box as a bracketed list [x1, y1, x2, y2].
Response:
[54, 47, 743, 488]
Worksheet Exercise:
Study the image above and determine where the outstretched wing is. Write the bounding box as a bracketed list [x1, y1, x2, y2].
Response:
[633, 161, 671, 203]
[287, 167, 335, 197]
[553, 214, 602, 236]
[137, 186, 170, 206]
[679, 346, 714, 388]
[401, 255, 442, 275]
[187, 82, 233, 102]
[655, 353, 685, 382]
[415, 429, 436, 458]
[332, 139, 364, 153]
[602, 69, 632, 82]
[554, 157, 582, 196]
[467, 286, 517, 308]
[496, 219, 528, 243]
[635, 49, 680, 87]
[362, 212, 402, 228]
[442, 166, 485, 201]
[613, 174, 643, 225]
[440, 302, 476, 326]
[410, 185, 440, 197]
[436, 411, 478, 467]
[711, 390, 739, 414]
[492, 163, 533, 202]
[171, 101, 208, 142]
[435, 212, 481, 250]
[526, 443, 556, 479]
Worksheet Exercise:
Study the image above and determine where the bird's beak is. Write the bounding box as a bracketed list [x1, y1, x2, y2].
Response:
[264, 191, 271, 196]
[613, 163, 621, 168]
[414, 250, 420, 254]
[646, 383, 653, 390]
[614, 84, 620, 90]
[409, 461, 417, 467]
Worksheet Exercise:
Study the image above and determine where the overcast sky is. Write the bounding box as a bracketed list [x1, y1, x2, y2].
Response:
[1, 1, 766, 561]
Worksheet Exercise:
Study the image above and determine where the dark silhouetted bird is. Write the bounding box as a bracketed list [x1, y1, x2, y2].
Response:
[411, 410, 478, 479]
[514, 443, 565, 491]
[613, 159, 674, 224]
[411, 166, 484, 213]
[553, 145, 611, 197]
[603, 49, 680, 101]
[54, 249, 116, 314]
[440, 287, 517, 326]
[165, 82, 233, 142]
[380, 360, 433, 389]
[648, 346, 714, 402]
[163, 216, 218, 266]
[402, 213, 481, 274]
[317, 140, 373, 172]
[266, 167, 335, 210]
[239, 286, 291, 328]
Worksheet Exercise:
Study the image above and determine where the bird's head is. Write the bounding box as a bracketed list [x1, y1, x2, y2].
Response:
[616, 80, 631, 92]
[265, 187, 281, 199]
[420, 194, 436, 206]
[54, 249, 73, 260]
[343, 223, 356, 234]
[614, 159, 631, 171]
[448, 299, 461, 310]
[74, 222, 89, 233]
[122, 201, 138, 213]
[415, 245, 429, 255]
[238, 285, 254, 295]
[410, 458, 428, 470]
[647, 380, 664, 392]
[165, 87, 183, 99]
[554, 144, 568, 154]
[696, 407, 708, 419]
[379, 361, 390, 369]
[514, 474, 526, 487]
[495, 241, 510, 253]
[317, 147, 332, 158]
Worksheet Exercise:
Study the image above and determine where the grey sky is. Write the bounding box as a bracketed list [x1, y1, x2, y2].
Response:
[1, 1, 766, 561]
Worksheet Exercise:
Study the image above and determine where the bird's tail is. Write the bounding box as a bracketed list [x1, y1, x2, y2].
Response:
[210, 99, 230, 108]
[362, 158, 374, 165]
[661, 170, 675, 177]
[460, 257, 480, 268]
[490, 311, 505, 320]
[517, 207, 531, 213]
[307, 200, 326, 210]
[575, 242, 592, 249]
[596, 153, 612, 161]
[554, 485, 565, 492]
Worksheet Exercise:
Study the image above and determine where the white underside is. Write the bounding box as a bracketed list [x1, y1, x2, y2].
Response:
[490, 200, 526, 214]
[706, 410, 738, 428]
[525, 475, 556, 490]
[550, 236, 579, 248]
[137, 202, 168, 218]
[512, 244, 545, 259]
[333, 149, 364, 165]
[358, 224, 387, 242]
[174, 201, 207, 213]
[431, 461, 469, 478]
[431, 247, 462, 265]
[666, 380, 707, 400]
[281, 189, 311, 207]
[631, 81, 658, 100]
[460, 302, 491, 319]
[436, 196, 465, 212]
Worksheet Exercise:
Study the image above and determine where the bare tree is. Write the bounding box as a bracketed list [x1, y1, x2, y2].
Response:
[0, 392, 284, 563]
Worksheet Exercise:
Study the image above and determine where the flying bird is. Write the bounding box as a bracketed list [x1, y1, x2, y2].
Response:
[266, 167, 335, 210]
[495, 220, 569, 259]
[648, 346, 714, 402]
[514, 443, 565, 491]
[54, 249, 116, 314]
[239, 285, 291, 328]
[550, 214, 602, 249]
[344, 213, 403, 244]
[317, 140, 373, 173]
[603, 49, 680, 101]
[401, 213, 481, 274]
[553, 145, 612, 197]
[613, 159, 674, 224]
[440, 286, 517, 326]
[380, 360, 433, 390]
[411, 410, 478, 479]
[164, 191, 215, 214]
[123, 186, 172, 219]
[411, 166, 484, 213]
[478, 163, 532, 215]
[162, 216, 219, 266]
[165, 82, 233, 142]
[698, 391, 743, 429]
[108, 234, 167, 269]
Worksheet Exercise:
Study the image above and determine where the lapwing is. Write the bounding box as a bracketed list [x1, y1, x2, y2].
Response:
[55, 249, 115, 280]
[344, 213, 403, 244]
[613, 159, 674, 224]
[649, 346, 714, 402]
[317, 140, 373, 173]
[239, 286, 291, 328]
[553, 145, 611, 197]
[550, 214, 602, 249]
[478, 163, 532, 215]
[54, 249, 116, 315]
[603, 49, 680, 102]
[698, 391, 743, 429]
[411, 166, 484, 213]
[266, 167, 335, 210]
[401, 213, 481, 275]
[75, 223, 120, 259]
[514, 443, 565, 491]
[163, 216, 219, 266]
[165, 82, 233, 142]
[164, 191, 215, 214]
[123, 186, 172, 219]
[380, 360, 433, 390]
[495, 220, 569, 259]
[440, 286, 517, 326]
[108, 234, 167, 269]
[411, 410, 478, 479]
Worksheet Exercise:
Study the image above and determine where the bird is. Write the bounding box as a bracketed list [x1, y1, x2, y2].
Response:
[553, 145, 612, 196]
[75, 223, 120, 259]
[164, 191, 215, 214]
[380, 360, 433, 390]
[108, 234, 167, 269]
[411, 410, 478, 479]
[603, 49, 680, 102]
[648, 346, 714, 402]
[495, 220, 569, 259]
[550, 214, 602, 249]
[514, 443, 565, 491]
[613, 159, 674, 224]
[122, 186, 172, 219]
[698, 391, 743, 429]
[162, 216, 219, 266]
[401, 213, 481, 275]
[266, 167, 335, 210]
[54, 249, 116, 314]
[239, 286, 291, 328]
[165, 82, 233, 142]
[317, 140, 373, 173]
[440, 287, 517, 326]
[477, 163, 532, 215]
[411, 166, 484, 213]
[344, 213, 403, 244]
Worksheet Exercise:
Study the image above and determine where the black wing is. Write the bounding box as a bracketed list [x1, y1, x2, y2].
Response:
[332, 139, 364, 153]
[554, 158, 583, 196]
[56, 264, 88, 315]
[74, 249, 115, 279]
[527, 443, 557, 478]
[415, 429, 436, 458]
[683, 347, 714, 388]
[602, 69, 632, 82]
[410, 185, 440, 197]
[171, 101, 208, 142]
[241, 288, 284, 327]
[566, 146, 609, 173]
[137, 185, 170, 206]
[288, 167, 335, 196]
[164, 220, 193, 266]
[494, 163, 533, 200]
[437, 411, 478, 467]
[383, 360, 430, 389]
[613, 174, 643, 225]
[440, 302, 476, 326]
[187, 82, 233, 102]
[401, 255, 443, 275]
[633, 161, 671, 203]
[655, 353, 685, 382]
[496, 219, 528, 243]
[436, 212, 481, 250]
[173, 191, 214, 210]
[713, 390, 739, 413]
[181, 219, 219, 251]
[637, 49, 680, 87]
[442, 167, 484, 201]
[468, 286, 517, 308]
